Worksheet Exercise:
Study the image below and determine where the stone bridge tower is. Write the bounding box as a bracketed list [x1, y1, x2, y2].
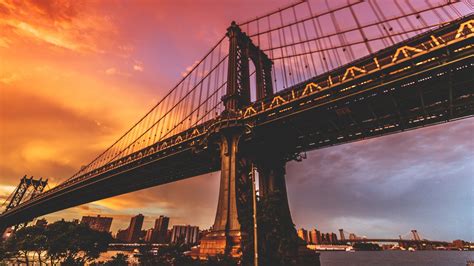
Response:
[197, 22, 298, 263]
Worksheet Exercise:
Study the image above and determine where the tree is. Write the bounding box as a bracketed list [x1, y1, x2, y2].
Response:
[45, 220, 112, 265]
[104, 253, 129, 266]
[1, 221, 112, 265]
[3, 225, 48, 265]
[0, 237, 17, 262]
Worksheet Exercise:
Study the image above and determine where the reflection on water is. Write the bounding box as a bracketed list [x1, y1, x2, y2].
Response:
[319, 250, 474, 266]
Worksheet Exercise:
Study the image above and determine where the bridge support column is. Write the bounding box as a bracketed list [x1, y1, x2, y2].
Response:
[256, 155, 294, 229]
[197, 129, 251, 259]
[254, 154, 304, 263]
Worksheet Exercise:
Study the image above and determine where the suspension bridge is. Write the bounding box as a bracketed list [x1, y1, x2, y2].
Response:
[1, 0, 473, 260]
[338, 229, 450, 246]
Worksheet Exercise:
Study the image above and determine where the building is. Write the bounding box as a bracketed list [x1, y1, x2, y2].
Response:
[35, 218, 48, 228]
[297, 228, 309, 243]
[349, 233, 357, 240]
[116, 229, 128, 242]
[126, 214, 144, 243]
[452, 239, 467, 249]
[309, 229, 321, 244]
[153, 215, 170, 243]
[81, 215, 113, 232]
[170, 225, 199, 244]
[144, 228, 155, 242]
[324, 233, 331, 244]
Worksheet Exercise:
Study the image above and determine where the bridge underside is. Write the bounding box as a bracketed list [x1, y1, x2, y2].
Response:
[246, 43, 473, 158]
[0, 147, 220, 228]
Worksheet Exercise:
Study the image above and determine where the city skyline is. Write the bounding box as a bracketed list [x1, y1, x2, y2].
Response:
[0, 0, 473, 243]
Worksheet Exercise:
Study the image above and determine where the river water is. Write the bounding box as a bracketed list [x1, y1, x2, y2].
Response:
[98, 250, 474, 265]
[319, 251, 474, 266]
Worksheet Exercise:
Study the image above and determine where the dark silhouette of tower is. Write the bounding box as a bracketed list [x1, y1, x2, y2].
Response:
[153, 215, 169, 243]
[411, 230, 421, 241]
[339, 229, 345, 241]
[126, 214, 144, 243]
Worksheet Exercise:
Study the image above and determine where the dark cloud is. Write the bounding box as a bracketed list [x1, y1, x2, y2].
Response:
[286, 119, 474, 241]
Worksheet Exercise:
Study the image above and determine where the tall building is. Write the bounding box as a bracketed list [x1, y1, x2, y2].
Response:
[297, 228, 309, 243]
[153, 215, 170, 243]
[81, 215, 113, 232]
[309, 229, 321, 244]
[170, 225, 199, 245]
[126, 214, 144, 243]
[324, 233, 331, 244]
[144, 228, 155, 243]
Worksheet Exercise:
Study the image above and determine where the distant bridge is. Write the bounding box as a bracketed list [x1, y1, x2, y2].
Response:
[344, 239, 449, 245]
[339, 229, 449, 246]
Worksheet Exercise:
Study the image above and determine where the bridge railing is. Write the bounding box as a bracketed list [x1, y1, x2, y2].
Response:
[240, 14, 474, 120]
[238, 0, 472, 94]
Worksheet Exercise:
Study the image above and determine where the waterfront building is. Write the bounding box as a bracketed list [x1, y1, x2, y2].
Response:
[309, 229, 321, 244]
[170, 225, 199, 244]
[126, 214, 144, 243]
[80, 215, 113, 232]
[297, 228, 309, 243]
[144, 228, 155, 242]
[349, 233, 357, 240]
[154, 215, 170, 243]
[116, 229, 128, 242]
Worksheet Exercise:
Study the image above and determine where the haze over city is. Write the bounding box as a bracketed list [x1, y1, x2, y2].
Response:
[1, 0, 473, 245]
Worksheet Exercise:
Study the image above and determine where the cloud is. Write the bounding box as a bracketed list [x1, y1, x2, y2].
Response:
[0, 0, 117, 53]
[133, 64, 143, 72]
[286, 119, 474, 241]
[181, 60, 200, 77]
[133, 61, 144, 72]
[0, 89, 122, 186]
[105, 67, 117, 75]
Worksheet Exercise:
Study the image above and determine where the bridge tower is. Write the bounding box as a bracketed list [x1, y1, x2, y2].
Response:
[411, 230, 421, 241]
[1, 176, 48, 240]
[198, 22, 301, 263]
[221, 21, 273, 112]
[339, 229, 345, 241]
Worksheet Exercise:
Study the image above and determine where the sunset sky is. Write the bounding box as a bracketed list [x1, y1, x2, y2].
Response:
[0, 0, 472, 242]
